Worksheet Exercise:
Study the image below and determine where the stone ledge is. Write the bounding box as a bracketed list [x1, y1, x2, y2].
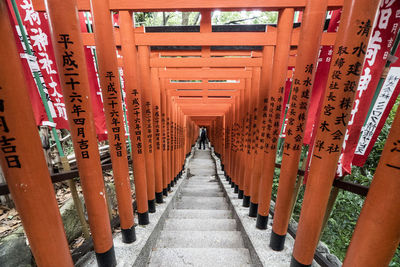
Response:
[76, 149, 195, 267]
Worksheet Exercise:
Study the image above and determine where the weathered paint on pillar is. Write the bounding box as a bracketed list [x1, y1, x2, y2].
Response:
[257, 8, 294, 230]
[291, 0, 380, 265]
[271, 0, 328, 251]
[44, 0, 116, 264]
[0, 3, 73, 265]
[90, 0, 135, 243]
[119, 11, 149, 225]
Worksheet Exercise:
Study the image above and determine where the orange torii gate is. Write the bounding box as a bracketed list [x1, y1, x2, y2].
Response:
[1, 0, 399, 266]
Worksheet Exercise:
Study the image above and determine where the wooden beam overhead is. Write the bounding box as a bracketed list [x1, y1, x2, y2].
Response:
[165, 82, 243, 90]
[81, 31, 336, 47]
[169, 90, 240, 97]
[150, 57, 263, 68]
[33, 0, 343, 12]
[159, 69, 251, 79]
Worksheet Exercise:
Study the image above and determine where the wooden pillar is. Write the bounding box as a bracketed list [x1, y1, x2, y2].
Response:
[160, 78, 170, 195]
[44, 0, 116, 265]
[257, 8, 294, 230]
[119, 11, 149, 225]
[343, 98, 400, 265]
[150, 67, 164, 203]
[249, 46, 274, 216]
[137, 46, 156, 213]
[243, 67, 261, 206]
[291, 0, 380, 265]
[0, 2, 73, 265]
[90, 0, 135, 243]
[271, 0, 328, 251]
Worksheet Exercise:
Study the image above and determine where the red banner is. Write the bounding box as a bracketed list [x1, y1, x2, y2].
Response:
[337, 1, 400, 176]
[303, 10, 341, 145]
[78, 12, 107, 140]
[8, 0, 69, 129]
[352, 48, 400, 166]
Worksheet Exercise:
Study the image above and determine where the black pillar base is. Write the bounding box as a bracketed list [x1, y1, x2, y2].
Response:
[170, 180, 175, 187]
[234, 184, 239, 193]
[256, 214, 268, 230]
[163, 188, 168, 196]
[290, 256, 311, 267]
[226, 175, 229, 182]
[121, 225, 136, 243]
[95, 245, 116, 267]
[167, 183, 171, 191]
[174, 176, 177, 183]
[138, 211, 149, 225]
[249, 202, 258, 217]
[156, 192, 164, 204]
[270, 231, 286, 251]
[238, 189, 244, 199]
[221, 164, 224, 171]
[148, 199, 156, 213]
[242, 195, 250, 207]
[231, 181, 235, 188]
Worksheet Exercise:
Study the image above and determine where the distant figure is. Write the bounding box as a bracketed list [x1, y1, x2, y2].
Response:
[198, 127, 207, 150]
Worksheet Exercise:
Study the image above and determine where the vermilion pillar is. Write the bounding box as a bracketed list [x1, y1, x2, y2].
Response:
[151, 67, 164, 203]
[44, 0, 116, 265]
[271, 0, 328, 251]
[119, 11, 149, 225]
[138, 46, 156, 213]
[0, 2, 73, 266]
[343, 102, 400, 266]
[291, 0, 380, 265]
[90, 0, 135, 243]
[249, 46, 274, 216]
[257, 8, 294, 229]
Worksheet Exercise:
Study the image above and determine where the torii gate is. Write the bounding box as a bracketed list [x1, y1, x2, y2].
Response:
[1, 0, 399, 267]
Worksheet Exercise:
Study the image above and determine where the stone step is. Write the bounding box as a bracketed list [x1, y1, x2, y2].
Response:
[181, 190, 224, 197]
[184, 184, 221, 190]
[164, 218, 237, 231]
[156, 230, 244, 248]
[168, 209, 233, 219]
[148, 248, 252, 267]
[175, 196, 228, 210]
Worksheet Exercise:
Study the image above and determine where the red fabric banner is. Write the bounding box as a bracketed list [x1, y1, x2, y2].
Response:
[352, 47, 400, 166]
[303, 10, 341, 145]
[302, 10, 341, 182]
[78, 12, 107, 140]
[337, 1, 400, 176]
[8, 0, 69, 129]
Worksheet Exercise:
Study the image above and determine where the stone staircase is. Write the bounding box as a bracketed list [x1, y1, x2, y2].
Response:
[148, 148, 253, 266]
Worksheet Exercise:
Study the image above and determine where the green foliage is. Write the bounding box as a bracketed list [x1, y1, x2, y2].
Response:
[134, 11, 278, 26]
[272, 96, 400, 265]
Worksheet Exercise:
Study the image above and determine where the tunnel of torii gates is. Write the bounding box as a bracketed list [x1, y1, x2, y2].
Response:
[0, 0, 400, 266]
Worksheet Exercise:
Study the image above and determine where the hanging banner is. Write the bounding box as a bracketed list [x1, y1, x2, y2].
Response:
[353, 65, 400, 166]
[78, 12, 107, 140]
[303, 10, 341, 145]
[8, 0, 68, 129]
[338, 1, 400, 176]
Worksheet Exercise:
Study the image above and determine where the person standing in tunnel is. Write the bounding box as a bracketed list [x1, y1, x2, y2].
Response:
[198, 127, 207, 150]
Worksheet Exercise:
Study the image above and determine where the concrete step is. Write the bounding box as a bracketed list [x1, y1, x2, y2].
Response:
[181, 190, 224, 197]
[168, 209, 233, 219]
[184, 184, 221, 190]
[148, 248, 252, 266]
[156, 230, 244, 248]
[164, 218, 237, 231]
[175, 196, 228, 210]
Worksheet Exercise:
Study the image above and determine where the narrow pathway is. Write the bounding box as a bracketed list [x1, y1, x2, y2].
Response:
[148, 147, 253, 266]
